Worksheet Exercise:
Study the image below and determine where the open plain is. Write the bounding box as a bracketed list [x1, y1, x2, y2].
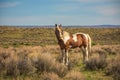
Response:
[0, 26, 120, 80]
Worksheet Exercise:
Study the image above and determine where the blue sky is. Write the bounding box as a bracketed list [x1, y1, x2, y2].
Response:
[0, 0, 120, 25]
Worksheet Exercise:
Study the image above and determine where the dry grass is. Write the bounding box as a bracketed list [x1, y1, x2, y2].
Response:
[35, 53, 55, 72]
[0, 45, 120, 80]
[40, 72, 60, 80]
[85, 56, 107, 70]
[1, 26, 120, 80]
[17, 57, 36, 75]
[0, 27, 120, 47]
[52, 62, 68, 77]
[105, 54, 120, 80]
[85, 45, 120, 71]
[5, 56, 19, 76]
[0, 46, 67, 79]
[65, 71, 85, 80]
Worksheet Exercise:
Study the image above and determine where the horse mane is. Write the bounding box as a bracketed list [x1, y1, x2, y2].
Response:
[63, 31, 70, 37]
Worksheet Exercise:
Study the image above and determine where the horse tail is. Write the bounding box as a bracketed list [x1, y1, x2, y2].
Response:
[87, 34, 91, 56]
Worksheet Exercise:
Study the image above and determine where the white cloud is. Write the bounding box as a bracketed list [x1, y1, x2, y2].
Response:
[87, 4, 120, 16]
[53, 0, 120, 16]
[0, 15, 120, 25]
[0, 0, 119, 25]
[53, 3, 79, 12]
[64, 0, 113, 3]
[98, 6, 120, 16]
[0, 2, 20, 8]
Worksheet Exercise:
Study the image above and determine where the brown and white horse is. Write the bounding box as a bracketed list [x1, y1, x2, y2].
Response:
[55, 24, 91, 65]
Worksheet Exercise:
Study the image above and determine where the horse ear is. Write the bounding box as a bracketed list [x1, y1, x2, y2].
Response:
[59, 24, 62, 27]
[59, 24, 62, 29]
[55, 24, 57, 27]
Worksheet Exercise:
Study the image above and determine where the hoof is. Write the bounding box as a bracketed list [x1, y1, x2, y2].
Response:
[83, 60, 88, 64]
[65, 62, 69, 66]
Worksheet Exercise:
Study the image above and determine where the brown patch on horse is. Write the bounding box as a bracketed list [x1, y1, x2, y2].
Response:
[65, 34, 88, 49]
[77, 34, 88, 48]
[58, 40, 66, 49]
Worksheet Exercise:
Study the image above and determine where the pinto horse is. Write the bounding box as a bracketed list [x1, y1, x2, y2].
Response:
[55, 24, 91, 65]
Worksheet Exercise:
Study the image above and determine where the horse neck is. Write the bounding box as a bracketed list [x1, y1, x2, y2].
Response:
[63, 31, 70, 38]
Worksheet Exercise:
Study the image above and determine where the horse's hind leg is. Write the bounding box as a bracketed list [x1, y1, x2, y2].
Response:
[81, 47, 86, 63]
[81, 47, 88, 64]
[85, 47, 89, 62]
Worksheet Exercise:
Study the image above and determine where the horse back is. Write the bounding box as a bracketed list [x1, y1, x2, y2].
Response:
[69, 33, 88, 48]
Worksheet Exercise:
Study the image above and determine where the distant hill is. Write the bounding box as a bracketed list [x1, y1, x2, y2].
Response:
[63, 25, 120, 28]
[0, 25, 120, 28]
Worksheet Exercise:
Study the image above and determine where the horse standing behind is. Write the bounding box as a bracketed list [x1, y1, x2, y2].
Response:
[55, 24, 91, 65]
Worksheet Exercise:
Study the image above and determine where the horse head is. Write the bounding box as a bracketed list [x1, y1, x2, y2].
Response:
[55, 24, 63, 40]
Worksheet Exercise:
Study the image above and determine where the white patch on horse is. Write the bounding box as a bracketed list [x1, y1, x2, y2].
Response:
[63, 36, 70, 44]
[62, 31, 70, 44]
[72, 34, 77, 42]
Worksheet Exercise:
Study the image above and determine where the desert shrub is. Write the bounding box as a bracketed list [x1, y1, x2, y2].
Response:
[91, 45, 106, 54]
[68, 53, 82, 70]
[17, 57, 36, 75]
[0, 56, 6, 74]
[65, 71, 85, 80]
[35, 53, 68, 77]
[0, 48, 15, 75]
[102, 47, 116, 55]
[105, 56, 120, 80]
[0, 47, 37, 76]
[5, 56, 19, 76]
[35, 53, 55, 72]
[16, 48, 31, 58]
[0, 48, 12, 59]
[85, 56, 107, 70]
[102, 45, 120, 55]
[40, 72, 60, 80]
[52, 62, 68, 77]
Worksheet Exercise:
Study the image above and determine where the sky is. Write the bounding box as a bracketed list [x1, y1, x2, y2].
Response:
[0, 0, 120, 25]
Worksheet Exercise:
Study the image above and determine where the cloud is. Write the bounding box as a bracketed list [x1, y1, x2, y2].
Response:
[85, 4, 120, 16]
[69, 0, 99, 2]
[0, 0, 119, 25]
[0, 2, 20, 8]
[53, 3, 79, 12]
[64, 0, 113, 3]
[52, 0, 120, 16]
[66, 0, 120, 16]
[0, 15, 120, 25]
[97, 6, 120, 16]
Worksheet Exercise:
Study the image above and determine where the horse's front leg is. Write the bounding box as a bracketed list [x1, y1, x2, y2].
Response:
[65, 49, 69, 65]
[61, 49, 65, 64]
